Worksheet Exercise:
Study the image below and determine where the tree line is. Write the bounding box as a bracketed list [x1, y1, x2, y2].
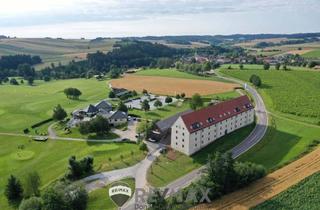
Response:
[148, 152, 266, 210]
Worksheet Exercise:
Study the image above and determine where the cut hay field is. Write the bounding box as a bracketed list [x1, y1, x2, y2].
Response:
[0, 135, 145, 210]
[0, 78, 110, 132]
[220, 67, 320, 125]
[0, 38, 116, 69]
[110, 74, 239, 97]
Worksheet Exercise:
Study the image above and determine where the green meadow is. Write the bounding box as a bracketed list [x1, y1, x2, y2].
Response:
[0, 78, 110, 132]
[239, 115, 320, 171]
[302, 49, 320, 58]
[0, 135, 145, 210]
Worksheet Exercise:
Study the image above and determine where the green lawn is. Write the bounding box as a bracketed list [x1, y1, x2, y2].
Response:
[238, 116, 320, 171]
[220, 68, 320, 125]
[252, 172, 320, 210]
[130, 91, 240, 121]
[88, 178, 135, 210]
[134, 68, 230, 82]
[147, 124, 255, 187]
[53, 122, 120, 140]
[0, 135, 145, 210]
[0, 78, 111, 132]
[302, 49, 320, 58]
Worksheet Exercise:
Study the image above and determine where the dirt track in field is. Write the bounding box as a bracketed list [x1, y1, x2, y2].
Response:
[286, 49, 313, 55]
[110, 75, 239, 97]
[193, 147, 320, 210]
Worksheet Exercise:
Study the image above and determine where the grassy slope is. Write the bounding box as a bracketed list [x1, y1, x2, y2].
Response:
[0, 78, 110, 132]
[220, 66, 320, 125]
[88, 178, 135, 210]
[148, 124, 255, 187]
[302, 49, 320, 58]
[252, 172, 320, 210]
[0, 135, 144, 210]
[239, 116, 320, 171]
[0, 38, 116, 69]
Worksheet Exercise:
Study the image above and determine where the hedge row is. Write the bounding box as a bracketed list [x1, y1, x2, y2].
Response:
[31, 118, 53, 129]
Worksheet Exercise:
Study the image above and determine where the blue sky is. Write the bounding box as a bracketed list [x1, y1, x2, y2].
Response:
[0, 0, 319, 38]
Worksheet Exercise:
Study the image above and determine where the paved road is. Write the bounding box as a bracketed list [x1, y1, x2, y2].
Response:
[82, 142, 161, 210]
[163, 72, 269, 197]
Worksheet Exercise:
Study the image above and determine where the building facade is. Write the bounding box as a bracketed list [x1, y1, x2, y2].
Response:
[171, 96, 255, 156]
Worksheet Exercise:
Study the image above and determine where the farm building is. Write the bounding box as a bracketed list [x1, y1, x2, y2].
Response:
[171, 96, 255, 156]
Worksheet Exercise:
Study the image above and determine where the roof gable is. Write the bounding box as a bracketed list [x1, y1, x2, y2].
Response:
[95, 100, 112, 111]
[110, 111, 128, 119]
[181, 95, 254, 133]
[86, 104, 99, 113]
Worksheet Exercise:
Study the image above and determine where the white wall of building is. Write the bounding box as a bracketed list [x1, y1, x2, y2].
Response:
[171, 109, 255, 156]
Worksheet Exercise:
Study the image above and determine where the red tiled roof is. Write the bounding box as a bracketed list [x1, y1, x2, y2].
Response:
[181, 95, 254, 133]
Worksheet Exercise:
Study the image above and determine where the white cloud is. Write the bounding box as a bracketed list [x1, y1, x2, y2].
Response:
[0, 0, 319, 37]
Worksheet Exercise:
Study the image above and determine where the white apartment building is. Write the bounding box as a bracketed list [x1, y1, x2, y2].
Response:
[171, 96, 255, 156]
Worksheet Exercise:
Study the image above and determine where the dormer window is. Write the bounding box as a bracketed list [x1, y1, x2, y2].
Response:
[207, 117, 215, 123]
[191, 122, 201, 130]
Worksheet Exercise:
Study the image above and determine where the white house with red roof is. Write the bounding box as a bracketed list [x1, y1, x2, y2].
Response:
[171, 96, 255, 155]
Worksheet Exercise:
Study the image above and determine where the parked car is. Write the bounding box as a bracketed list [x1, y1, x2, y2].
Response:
[148, 138, 157, 143]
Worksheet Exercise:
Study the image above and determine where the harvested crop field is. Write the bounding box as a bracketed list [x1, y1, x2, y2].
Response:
[193, 147, 320, 210]
[110, 75, 239, 97]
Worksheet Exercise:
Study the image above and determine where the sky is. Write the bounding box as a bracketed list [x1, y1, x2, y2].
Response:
[0, 0, 319, 38]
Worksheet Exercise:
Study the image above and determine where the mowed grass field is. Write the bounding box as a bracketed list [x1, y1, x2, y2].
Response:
[0, 135, 145, 210]
[0, 38, 116, 69]
[220, 66, 320, 125]
[239, 116, 320, 171]
[88, 178, 135, 210]
[111, 69, 239, 97]
[0, 78, 110, 132]
[252, 172, 320, 210]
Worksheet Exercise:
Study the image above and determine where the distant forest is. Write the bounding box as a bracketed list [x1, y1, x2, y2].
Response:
[132, 32, 320, 45]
